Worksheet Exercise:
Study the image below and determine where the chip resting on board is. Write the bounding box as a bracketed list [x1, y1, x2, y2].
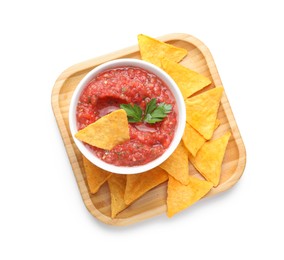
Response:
[107, 174, 128, 218]
[124, 167, 168, 205]
[137, 34, 188, 67]
[185, 87, 223, 140]
[159, 142, 190, 185]
[161, 58, 211, 99]
[167, 175, 213, 217]
[189, 132, 231, 187]
[75, 109, 130, 150]
[82, 156, 112, 194]
[182, 120, 220, 157]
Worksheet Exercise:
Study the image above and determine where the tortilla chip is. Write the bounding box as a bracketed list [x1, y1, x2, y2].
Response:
[161, 59, 211, 99]
[75, 109, 130, 150]
[82, 156, 112, 194]
[185, 87, 223, 140]
[167, 175, 213, 217]
[124, 167, 168, 205]
[182, 120, 220, 157]
[138, 34, 188, 67]
[107, 174, 128, 218]
[189, 132, 231, 187]
[159, 142, 190, 185]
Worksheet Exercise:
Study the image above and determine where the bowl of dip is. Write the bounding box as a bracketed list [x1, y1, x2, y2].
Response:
[69, 58, 186, 174]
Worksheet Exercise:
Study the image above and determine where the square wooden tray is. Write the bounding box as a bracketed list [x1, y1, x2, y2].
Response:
[51, 33, 246, 226]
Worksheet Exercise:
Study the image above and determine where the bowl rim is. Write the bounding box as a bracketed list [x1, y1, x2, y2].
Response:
[69, 58, 186, 174]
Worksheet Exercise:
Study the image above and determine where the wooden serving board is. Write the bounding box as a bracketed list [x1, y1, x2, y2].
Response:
[51, 33, 246, 226]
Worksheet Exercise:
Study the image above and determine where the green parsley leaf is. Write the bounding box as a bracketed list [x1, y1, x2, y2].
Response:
[144, 98, 157, 116]
[144, 113, 164, 124]
[120, 104, 142, 123]
[144, 103, 172, 123]
[120, 98, 172, 124]
[158, 102, 172, 114]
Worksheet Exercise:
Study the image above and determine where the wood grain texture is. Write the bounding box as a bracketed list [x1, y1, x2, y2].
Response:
[51, 33, 246, 226]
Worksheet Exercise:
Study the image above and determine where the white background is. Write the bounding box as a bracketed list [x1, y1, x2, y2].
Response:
[1, 1, 283, 259]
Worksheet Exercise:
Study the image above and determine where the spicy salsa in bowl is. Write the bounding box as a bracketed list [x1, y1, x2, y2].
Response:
[69, 59, 185, 174]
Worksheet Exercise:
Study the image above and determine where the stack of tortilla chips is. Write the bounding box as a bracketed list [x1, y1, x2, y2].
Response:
[79, 34, 231, 218]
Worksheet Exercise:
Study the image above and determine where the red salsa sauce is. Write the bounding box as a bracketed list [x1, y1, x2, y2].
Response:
[76, 66, 177, 166]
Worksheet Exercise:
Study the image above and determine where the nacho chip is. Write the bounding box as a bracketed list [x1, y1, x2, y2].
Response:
[167, 175, 213, 217]
[159, 142, 190, 185]
[124, 167, 168, 205]
[185, 87, 223, 140]
[182, 120, 220, 157]
[107, 174, 128, 218]
[161, 59, 211, 99]
[189, 132, 231, 187]
[75, 109, 130, 150]
[82, 156, 112, 194]
[138, 34, 188, 67]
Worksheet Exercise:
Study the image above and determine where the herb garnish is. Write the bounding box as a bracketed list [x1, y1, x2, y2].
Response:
[120, 98, 172, 124]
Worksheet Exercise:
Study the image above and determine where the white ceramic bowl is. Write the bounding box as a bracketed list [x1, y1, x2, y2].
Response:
[69, 58, 186, 174]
